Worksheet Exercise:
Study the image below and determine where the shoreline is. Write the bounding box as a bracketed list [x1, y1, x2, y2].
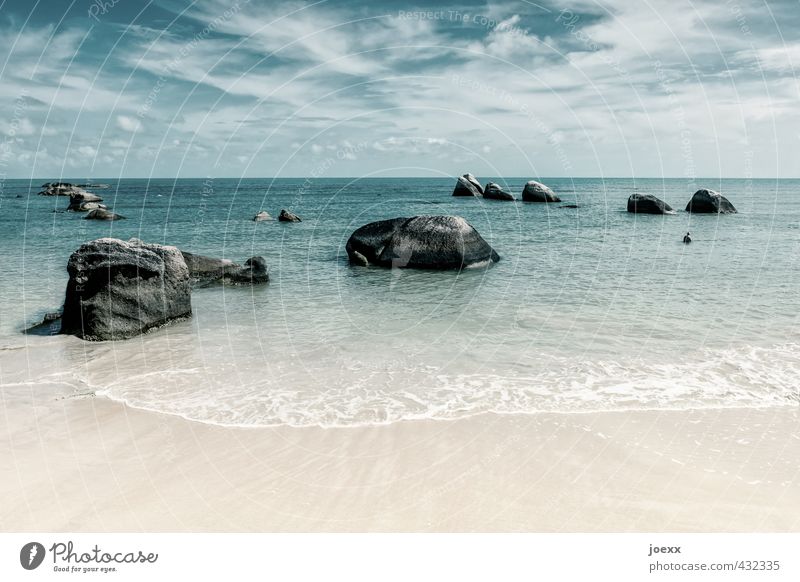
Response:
[2, 382, 798, 532]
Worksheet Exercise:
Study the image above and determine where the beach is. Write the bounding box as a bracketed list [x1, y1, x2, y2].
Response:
[2, 379, 797, 532]
[2, 177, 799, 532]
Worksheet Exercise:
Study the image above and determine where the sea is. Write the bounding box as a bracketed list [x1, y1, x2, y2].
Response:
[1, 177, 798, 427]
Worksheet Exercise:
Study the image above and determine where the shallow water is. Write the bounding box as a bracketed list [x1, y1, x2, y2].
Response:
[1, 177, 799, 426]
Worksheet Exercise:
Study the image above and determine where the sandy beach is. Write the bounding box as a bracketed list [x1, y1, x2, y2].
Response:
[2, 380, 798, 532]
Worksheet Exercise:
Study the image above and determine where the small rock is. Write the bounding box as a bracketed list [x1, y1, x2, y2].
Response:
[278, 209, 302, 222]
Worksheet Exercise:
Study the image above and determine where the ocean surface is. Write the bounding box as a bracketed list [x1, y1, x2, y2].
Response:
[1, 177, 799, 427]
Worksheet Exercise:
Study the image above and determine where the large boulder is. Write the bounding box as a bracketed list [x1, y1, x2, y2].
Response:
[67, 191, 104, 211]
[180, 251, 269, 286]
[452, 173, 483, 197]
[521, 180, 560, 203]
[39, 183, 83, 197]
[685, 189, 737, 213]
[346, 215, 500, 270]
[60, 238, 192, 341]
[482, 182, 515, 201]
[85, 208, 125, 220]
[627, 193, 674, 214]
[278, 209, 302, 222]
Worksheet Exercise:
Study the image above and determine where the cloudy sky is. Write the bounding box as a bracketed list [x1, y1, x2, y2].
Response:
[0, 0, 798, 179]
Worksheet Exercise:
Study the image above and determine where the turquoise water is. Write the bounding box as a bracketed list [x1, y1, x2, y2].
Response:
[1, 177, 799, 426]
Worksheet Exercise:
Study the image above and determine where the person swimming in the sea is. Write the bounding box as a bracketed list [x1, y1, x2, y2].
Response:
[683, 232, 692, 243]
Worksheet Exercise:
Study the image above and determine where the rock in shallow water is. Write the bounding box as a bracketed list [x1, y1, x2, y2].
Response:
[627, 193, 674, 214]
[85, 208, 125, 220]
[346, 215, 500, 270]
[452, 173, 483, 197]
[181, 251, 269, 286]
[482, 182, 515, 201]
[522, 180, 560, 203]
[278, 209, 302, 222]
[253, 210, 272, 221]
[685, 189, 737, 213]
[60, 238, 192, 341]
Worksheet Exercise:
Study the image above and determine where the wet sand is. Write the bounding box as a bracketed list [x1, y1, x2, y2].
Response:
[1, 381, 798, 532]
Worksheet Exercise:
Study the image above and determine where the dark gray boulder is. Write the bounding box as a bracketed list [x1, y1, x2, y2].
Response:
[180, 251, 269, 286]
[278, 209, 302, 222]
[685, 189, 737, 213]
[60, 238, 192, 341]
[85, 208, 125, 220]
[452, 173, 483, 197]
[345, 217, 408, 266]
[69, 201, 107, 212]
[482, 183, 515, 201]
[253, 211, 272, 222]
[522, 180, 560, 203]
[67, 190, 105, 211]
[627, 193, 674, 214]
[346, 215, 500, 270]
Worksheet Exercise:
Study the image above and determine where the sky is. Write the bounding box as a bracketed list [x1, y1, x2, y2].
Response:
[0, 0, 798, 179]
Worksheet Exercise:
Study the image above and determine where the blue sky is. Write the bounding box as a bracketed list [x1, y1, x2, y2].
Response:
[0, 0, 798, 178]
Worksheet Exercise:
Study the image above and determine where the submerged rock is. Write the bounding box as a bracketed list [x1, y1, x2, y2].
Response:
[24, 310, 63, 336]
[253, 210, 272, 222]
[482, 182, 515, 201]
[60, 238, 192, 341]
[627, 193, 674, 214]
[521, 180, 560, 203]
[346, 215, 500, 270]
[85, 208, 125, 221]
[180, 251, 269, 286]
[452, 173, 483, 197]
[278, 209, 302, 222]
[685, 189, 737, 213]
[70, 201, 107, 212]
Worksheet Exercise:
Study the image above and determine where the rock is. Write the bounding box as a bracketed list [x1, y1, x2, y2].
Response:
[180, 251, 269, 286]
[278, 209, 302, 222]
[59, 238, 192, 341]
[67, 191, 105, 211]
[685, 189, 737, 213]
[560, 204, 579, 209]
[452, 173, 483, 197]
[482, 182, 515, 201]
[69, 201, 107, 212]
[85, 208, 125, 220]
[345, 217, 408, 266]
[627, 193, 674, 214]
[24, 310, 62, 336]
[346, 215, 500, 270]
[39, 183, 85, 197]
[522, 180, 561, 203]
[253, 211, 272, 222]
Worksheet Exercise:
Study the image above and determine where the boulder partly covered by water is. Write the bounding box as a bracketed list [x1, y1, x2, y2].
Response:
[685, 189, 737, 213]
[67, 191, 105, 212]
[181, 251, 269, 286]
[253, 210, 272, 222]
[521, 180, 560, 203]
[85, 208, 125, 220]
[452, 173, 483, 197]
[60, 238, 192, 341]
[627, 193, 674, 214]
[346, 215, 500, 270]
[482, 182, 515, 201]
[278, 209, 302, 222]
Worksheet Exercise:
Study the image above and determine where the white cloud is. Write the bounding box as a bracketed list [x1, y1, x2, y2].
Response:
[116, 115, 142, 133]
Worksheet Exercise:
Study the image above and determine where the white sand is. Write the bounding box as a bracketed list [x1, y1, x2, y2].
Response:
[1, 381, 799, 531]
